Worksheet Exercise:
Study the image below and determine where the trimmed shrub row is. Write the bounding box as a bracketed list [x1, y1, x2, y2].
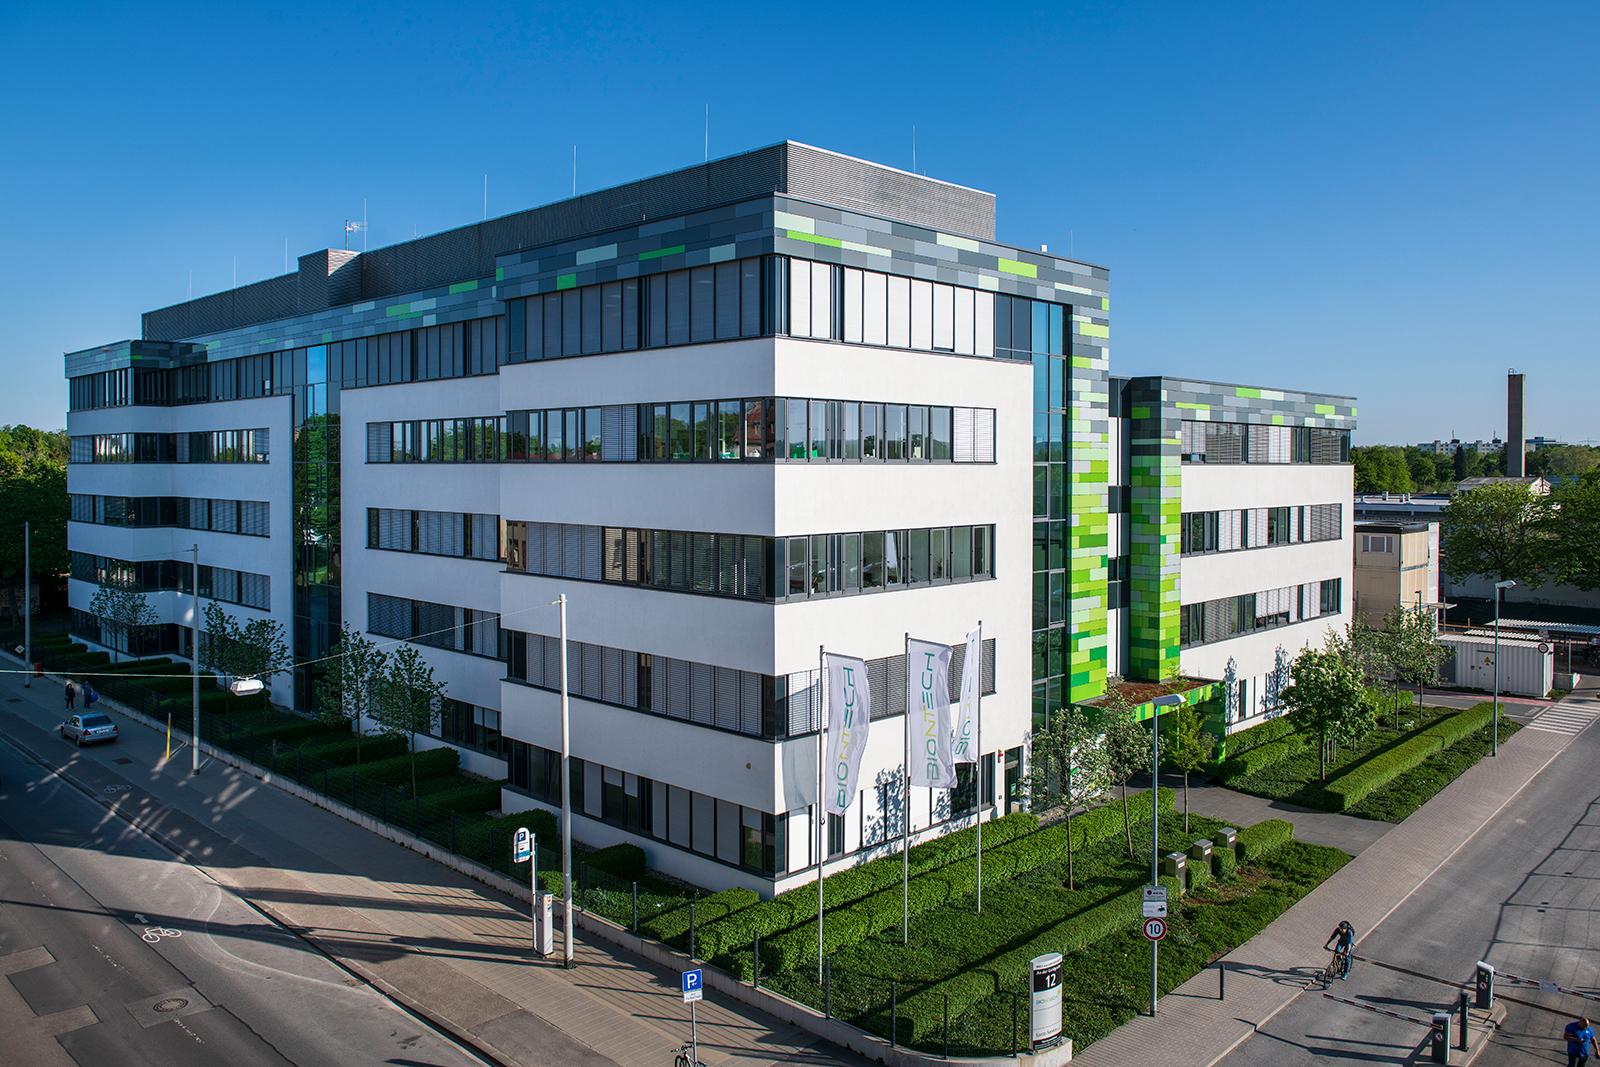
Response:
[299, 733, 409, 767]
[759, 791, 1174, 973]
[639, 887, 759, 945]
[322, 746, 461, 794]
[1219, 715, 1298, 757]
[1217, 734, 1306, 782]
[895, 874, 1186, 1043]
[695, 812, 1041, 963]
[1235, 819, 1295, 864]
[1323, 702, 1495, 811]
[1213, 846, 1238, 880]
[423, 778, 508, 813]
[587, 842, 648, 879]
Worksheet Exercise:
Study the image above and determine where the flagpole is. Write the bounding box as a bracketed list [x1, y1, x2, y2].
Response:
[816, 644, 826, 986]
[903, 630, 910, 945]
[975, 620, 983, 914]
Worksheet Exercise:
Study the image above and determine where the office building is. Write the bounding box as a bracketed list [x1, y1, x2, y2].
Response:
[63, 142, 1353, 893]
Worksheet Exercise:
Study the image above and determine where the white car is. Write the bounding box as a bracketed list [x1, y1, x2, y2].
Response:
[61, 713, 119, 747]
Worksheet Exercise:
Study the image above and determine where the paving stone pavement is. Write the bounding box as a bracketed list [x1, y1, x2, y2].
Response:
[1073, 682, 1600, 1067]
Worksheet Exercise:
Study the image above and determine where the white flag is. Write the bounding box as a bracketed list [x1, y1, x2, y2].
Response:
[824, 654, 871, 817]
[954, 627, 981, 763]
[907, 638, 955, 788]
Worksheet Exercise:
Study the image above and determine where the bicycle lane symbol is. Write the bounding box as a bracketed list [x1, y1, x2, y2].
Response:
[133, 913, 182, 944]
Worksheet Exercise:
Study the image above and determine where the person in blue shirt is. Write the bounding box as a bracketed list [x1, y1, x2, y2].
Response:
[1566, 1017, 1597, 1067]
[1323, 920, 1355, 979]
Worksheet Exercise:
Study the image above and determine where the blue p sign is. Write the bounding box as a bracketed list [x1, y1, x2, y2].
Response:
[682, 968, 703, 1002]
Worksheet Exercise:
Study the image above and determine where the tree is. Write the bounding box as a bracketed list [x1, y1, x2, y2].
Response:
[1345, 616, 1398, 730]
[1351, 446, 1414, 494]
[199, 601, 292, 709]
[1548, 446, 1600, 476]
[1440, 481, 1551, 586]
[315, 624, 388, 765]
[1163, 703, 1215, 832]
[0, 426, 70, 627]
[1027, 705, 1109, 890]
[1382, 605, 1451, 719]
[89, 572, 156, 664]
[1099, 694, 1147, 859]
[1453, 445, 1469, 482]
[370, 644, 446, 796]
[1549, 472, 1600, 591]
[1280, 639, 1375, 781]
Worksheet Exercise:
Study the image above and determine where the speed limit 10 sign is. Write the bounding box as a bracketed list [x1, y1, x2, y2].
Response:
[1143, 917, 1168, 942]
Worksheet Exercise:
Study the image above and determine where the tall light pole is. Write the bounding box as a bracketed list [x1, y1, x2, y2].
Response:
[1492, 580, 1516, 756]
[554, 594, 574, 968]
[1148, 692, 1184, 1016]
[192, 545, 201, 775]
[22, 522, 30, 688]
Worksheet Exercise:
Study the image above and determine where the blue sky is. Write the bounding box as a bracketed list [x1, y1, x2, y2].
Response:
[2, 2, 1595, 444]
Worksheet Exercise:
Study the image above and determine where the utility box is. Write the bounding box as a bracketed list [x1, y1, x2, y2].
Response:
[1215, 827, 1238, 852]
[1440, 633, 1553, 698]
[532, 890, 554, 956]
[1189, 840, 1213, 865]
[1161, 852, 1187, 890]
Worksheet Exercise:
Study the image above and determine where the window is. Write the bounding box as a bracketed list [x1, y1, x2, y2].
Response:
[1181, 421, 1350, 465]
[1180, 578, 1345, 647]
[1361, 534, 1394, 554]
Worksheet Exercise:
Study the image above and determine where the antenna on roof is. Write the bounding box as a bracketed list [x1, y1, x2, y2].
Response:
[912, 125, 916, 173]
[483, 176, 487, 221]
[573, 146, 577, 197]
[704, 104, 709, 162]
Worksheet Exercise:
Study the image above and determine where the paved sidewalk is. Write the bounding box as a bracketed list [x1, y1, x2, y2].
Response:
[1074, 680, 1600, 1067]
[1128, 772, 1393, 856]
[0, 660, 862, 1067]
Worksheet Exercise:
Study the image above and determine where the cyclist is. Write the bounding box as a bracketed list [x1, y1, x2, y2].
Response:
[1324, 920, 1355, 980]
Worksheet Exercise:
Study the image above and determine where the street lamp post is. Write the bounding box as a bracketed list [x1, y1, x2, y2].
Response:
[22, 522, 30, 689]
[554, 594, 574, 968]
[1492, 580, 1516, 756]
[192, 545, 201, 775]
[1148, 692, 1184, 1016]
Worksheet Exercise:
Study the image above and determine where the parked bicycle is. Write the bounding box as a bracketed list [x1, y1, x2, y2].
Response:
[672, 1044, 706, 1067]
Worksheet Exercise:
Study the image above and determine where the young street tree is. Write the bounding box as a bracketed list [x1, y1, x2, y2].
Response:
[315, 624, 388, 765]
[1440, 481, 1551, 587]
[1164, 703, 1215, 832]
[1098, 694, 1147, 859]
[89, 573, 157, 664]
[370, 643, 446, 796]
[1027, 705, 1109, 890]
[199, 601, 291, 710]
[1280, 638, 1376, 781]
[1382, 605, 1451, 720]
[1549, 472, 1600, 593]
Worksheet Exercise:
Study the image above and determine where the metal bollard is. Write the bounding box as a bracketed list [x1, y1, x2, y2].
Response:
[752, 930, 760, 988]
[450, 811, 457, 853]
[943, 992, 949, 1059]
[1431, 1012, 1448, 1063]
[1011, 990, 1019, 1056]
[689, 903, 696, 960]
[1458, 990, 1469, 1049]
[632, 882, 638, 932]
[1219, 959, 1226, 1000]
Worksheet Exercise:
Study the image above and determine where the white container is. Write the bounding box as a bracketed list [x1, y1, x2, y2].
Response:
[1438, 634, 1553, 698]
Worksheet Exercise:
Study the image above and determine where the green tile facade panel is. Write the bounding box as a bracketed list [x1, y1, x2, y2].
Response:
[1065, 315, 1110, 705]
[1127, 378, 1181, 683]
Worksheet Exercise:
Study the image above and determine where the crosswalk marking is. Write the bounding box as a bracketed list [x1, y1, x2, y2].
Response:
[1525, 703, 1600, 736]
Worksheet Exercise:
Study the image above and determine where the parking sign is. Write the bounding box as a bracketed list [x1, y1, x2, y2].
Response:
[682, 968, 703, 1003]
[513, 827, 531, 864]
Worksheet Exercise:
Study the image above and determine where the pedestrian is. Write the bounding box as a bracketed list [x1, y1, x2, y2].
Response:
[64, 681, 76, 711]
[1566, 1016, 1597, 1067]
[83, 683, 98, 708]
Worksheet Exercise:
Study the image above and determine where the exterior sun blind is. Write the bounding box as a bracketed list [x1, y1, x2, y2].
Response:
[601, 406, 624, 461]
[367, 422, 392, 462]
[972, 408, 995, 462]
[620, 404, 638, 461]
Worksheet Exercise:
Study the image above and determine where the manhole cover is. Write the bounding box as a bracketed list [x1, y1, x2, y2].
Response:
[153, 998, 189, 1013]
[113, 758, 133, 765]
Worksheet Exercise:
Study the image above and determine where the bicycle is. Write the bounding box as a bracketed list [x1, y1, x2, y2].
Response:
[1320, 948, 1350, 987]
[672, 1044, 706, 1067]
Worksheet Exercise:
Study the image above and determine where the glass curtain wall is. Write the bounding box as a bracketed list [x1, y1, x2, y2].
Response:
[1022, 299, 1068, 732]
[293, 345, 341, 709]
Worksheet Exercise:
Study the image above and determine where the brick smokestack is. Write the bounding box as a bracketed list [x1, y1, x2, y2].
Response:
[1507, 371, 1525, 477]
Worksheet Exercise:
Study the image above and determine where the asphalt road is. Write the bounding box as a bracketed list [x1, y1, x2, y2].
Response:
[1215, 698, 1600, 1067]
[0, 729, 492, 1067]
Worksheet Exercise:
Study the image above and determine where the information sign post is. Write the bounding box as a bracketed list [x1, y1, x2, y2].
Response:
[1029, 953, 1063, 1050]
[682, 968, 703, 1066]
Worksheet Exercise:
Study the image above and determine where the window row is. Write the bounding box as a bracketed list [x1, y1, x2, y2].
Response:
[364, 399, 996, 466]
[1179, 578, 1343, 648]
[69, 552, 271, 611]
[503, 522, 996, 602]
[1179, 422, 1350, 465]
[68, 429, 270, 465]
[1180, 504, 1342, 555]
[501, 629, 996, 742]
[70, 495, 269, 537]
[506, 742, 782, 876]
[435, 699, 505, 758]
[70, 609, 185, 658]
[366, 593, 500, 657]
[1359, 533, 1396, 555]
[367, 509, 500, 561]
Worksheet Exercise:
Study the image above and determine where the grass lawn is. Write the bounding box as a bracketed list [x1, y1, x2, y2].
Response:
[1225, 699, 1506, 818]
[764, 811, 1348, 1057]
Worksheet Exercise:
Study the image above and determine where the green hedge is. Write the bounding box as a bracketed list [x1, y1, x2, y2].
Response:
[1219, 715, 1298, 757]
[1323, 703, 1495, 811]
[419, 778, 506, 813]
[1213, 846, 1238, 880]
[96, 658, 176, 674]
[894, 874, 1186, 1043]
[639, 887, 758, 946]
[135, 673, 219, 696]
[587, 842, 648, 879]
[759, 791, 1174, 973]
[1236, 819, 1295, 864]
[298, 733, 407, 767]
[321, 746, 461, 794]
[1217, 735, 1306, 782]
[77, 651, 110, 667]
